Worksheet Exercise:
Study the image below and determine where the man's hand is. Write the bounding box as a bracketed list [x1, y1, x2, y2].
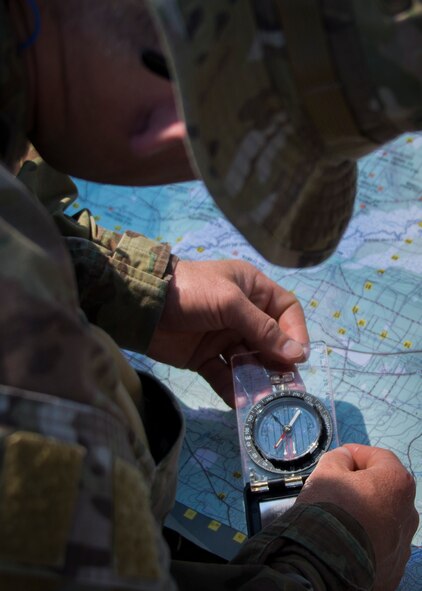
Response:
[147, 260, 309, 406]
[297, 444, 419, 591]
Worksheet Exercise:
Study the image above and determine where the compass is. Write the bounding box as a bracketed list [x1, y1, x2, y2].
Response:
[243, 389, 333, 476]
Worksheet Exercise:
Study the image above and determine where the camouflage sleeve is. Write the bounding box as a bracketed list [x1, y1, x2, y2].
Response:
[171, 503, 375, 591]
[67, 226, 178, 353]
[17, 158, 178, 353]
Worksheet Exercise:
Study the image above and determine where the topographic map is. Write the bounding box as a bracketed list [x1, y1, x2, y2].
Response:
[72, 133, 422, 590]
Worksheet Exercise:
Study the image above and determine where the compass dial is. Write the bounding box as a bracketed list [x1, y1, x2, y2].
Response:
[244, 390, 333, 475]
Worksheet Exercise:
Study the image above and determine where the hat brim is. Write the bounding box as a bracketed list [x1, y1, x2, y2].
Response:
[149, 0, 357, 267]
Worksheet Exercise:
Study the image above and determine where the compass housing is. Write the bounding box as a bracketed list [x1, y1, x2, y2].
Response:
[244, 389, 333, 476]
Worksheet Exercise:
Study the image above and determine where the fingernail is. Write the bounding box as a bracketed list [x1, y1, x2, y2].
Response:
[281, 339, 304, 359]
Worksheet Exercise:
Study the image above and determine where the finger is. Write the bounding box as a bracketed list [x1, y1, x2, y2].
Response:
[252, 274, 309, 346]
[343, 444, 404, 471]
[310, 446, 356, 474]
[277, 299, 309, 346]
[222, 342, 250, 365]
[200, 341, 260, 407]
[198, 356, 236, 408]
[226, 294, 306, 363]
[343, 444, 416, 499]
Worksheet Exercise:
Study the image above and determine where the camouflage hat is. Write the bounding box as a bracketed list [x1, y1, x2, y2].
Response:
[149, 0, 422, 267]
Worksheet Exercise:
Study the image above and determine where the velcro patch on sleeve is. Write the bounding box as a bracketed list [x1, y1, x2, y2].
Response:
[0, 431, 85, 566]
[114, 458, 161, 580]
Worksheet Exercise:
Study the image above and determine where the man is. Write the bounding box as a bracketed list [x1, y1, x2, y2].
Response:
[0, 1, 419, 590]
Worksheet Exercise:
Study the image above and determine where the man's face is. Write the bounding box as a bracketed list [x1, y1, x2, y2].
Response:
[29, 1, 194, 185]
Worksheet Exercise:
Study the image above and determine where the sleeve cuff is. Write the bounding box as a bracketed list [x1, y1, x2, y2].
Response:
[66, 232, 178, 353]
[232, 502, 375, 590]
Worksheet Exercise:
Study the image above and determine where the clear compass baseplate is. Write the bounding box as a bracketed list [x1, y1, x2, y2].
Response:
[232, 343, 339, 491]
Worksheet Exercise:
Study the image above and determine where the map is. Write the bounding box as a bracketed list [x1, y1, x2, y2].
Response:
[72, 133, 422, 589]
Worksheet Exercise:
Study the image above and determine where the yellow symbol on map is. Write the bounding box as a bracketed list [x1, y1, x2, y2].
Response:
[176, 236, 183, 243]
[338, 328, 346, 335]
[352, 306, 360, 314]
[380, 330, 388, 339]
[94, 215, 101, 222]
[217, 493, 227, 501]
[208, 520, 222, 532]
[333, 311, 341, 319]
[358, 319, 366, 327]
[377, 269, 385, 275]
[364, 282, 373, 290]
[406, 137, 414, 143]
[418, 221, 422, 228]
[233, 532, 247, 544]
[233, 471, 242, 479]
[156, 236, 162, 241]
[310, 300, 319, 308]
[114, 225, 122, 231]
[327, 347, 333, 355]
[184, 508, 197, 521]
[403, 341, 413, 349]
[405, 238, 413, 244]
[72, 202, 80, 209]
[197, 246, 205, 253]
[391, 254, 400, 261]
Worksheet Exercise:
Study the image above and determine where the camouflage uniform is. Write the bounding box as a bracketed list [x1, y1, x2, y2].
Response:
[0, 2, 376, 590]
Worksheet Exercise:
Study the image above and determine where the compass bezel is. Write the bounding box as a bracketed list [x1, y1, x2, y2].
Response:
[243, 389, 333, 475]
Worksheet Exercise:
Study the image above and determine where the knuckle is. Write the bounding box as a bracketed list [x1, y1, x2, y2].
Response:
[286, 290, 301, 306]
[260, 316, 280, 341]
[405, 472, 417, 498]
[378, 448, 399, 462]
[220, 285, 245, 326]
[239, 260, 254, 272]
[392, 467, 417, 500]
[235, 260, 255, 276]
[221, 283, 236, 303]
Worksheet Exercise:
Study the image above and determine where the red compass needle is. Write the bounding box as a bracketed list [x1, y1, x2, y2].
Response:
[274, 431, 287, 449]
[274, 409, 301, 449]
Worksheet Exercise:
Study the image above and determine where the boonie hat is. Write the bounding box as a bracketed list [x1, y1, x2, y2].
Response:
[149, 0, 422, 267]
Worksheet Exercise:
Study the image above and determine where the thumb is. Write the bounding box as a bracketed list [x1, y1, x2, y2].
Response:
[312, 446, 356, 475]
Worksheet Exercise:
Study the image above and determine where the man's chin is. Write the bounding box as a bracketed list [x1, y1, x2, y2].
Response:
[37, 142, 197, 187]
[112, 143, 197, 187]
[127, 138, 197, 186]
